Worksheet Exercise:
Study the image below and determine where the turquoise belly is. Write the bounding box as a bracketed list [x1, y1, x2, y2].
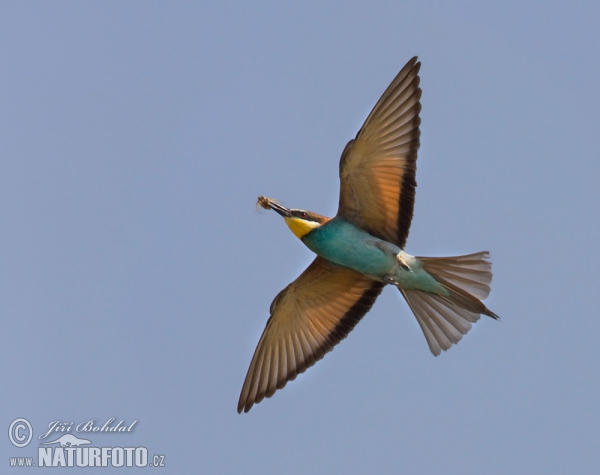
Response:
[301, 218, 399, 278]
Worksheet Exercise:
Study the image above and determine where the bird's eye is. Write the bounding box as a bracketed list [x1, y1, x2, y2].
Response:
[293, 210, 309, 219]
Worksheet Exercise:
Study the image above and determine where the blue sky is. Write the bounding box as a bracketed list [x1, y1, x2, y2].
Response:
[1, 1, 599, 473]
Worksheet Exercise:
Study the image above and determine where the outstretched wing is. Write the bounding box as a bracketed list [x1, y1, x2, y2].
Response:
[238, 257, 384, 413]
[338, 56, 422, 249]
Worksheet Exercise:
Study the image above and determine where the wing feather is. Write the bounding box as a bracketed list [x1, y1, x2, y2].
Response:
[338, 57, 422, 249]
[238, 257, 383, 413]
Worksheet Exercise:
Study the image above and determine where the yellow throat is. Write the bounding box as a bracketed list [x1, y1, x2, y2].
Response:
[283, 216, 320, 239]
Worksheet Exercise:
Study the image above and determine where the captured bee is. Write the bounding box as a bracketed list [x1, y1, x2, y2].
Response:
[256, 195, 272, 211]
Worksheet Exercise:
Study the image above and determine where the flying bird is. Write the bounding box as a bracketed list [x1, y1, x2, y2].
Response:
[238, 57, 498, 413]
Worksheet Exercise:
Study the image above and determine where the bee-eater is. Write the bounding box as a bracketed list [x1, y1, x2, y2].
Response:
[238, 57, 498, 413]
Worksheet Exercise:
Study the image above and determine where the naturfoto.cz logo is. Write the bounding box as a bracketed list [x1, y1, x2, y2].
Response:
[8, 417, 166, 469]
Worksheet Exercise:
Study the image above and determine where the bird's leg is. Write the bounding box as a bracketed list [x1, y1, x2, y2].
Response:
[396, 253, 411, 272]
[373, 240, 412, 271]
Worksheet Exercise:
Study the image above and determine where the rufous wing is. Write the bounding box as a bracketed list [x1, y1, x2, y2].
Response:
[238, 257, 384, 413]
[338, 56, 422, 249]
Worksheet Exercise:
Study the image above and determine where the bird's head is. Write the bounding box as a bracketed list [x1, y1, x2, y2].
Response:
[257, 196, 329, 239]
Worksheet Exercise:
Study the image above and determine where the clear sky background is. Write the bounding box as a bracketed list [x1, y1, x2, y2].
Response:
[1, 1, 599, 473]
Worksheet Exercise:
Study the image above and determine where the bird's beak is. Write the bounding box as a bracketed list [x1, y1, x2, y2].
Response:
[257, 196, 292, 217]
[269, 201, 293, 218]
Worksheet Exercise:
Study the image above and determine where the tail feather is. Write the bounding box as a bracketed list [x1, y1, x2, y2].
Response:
[418, 251, 493, 300]
[401, 251, 498, 356]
